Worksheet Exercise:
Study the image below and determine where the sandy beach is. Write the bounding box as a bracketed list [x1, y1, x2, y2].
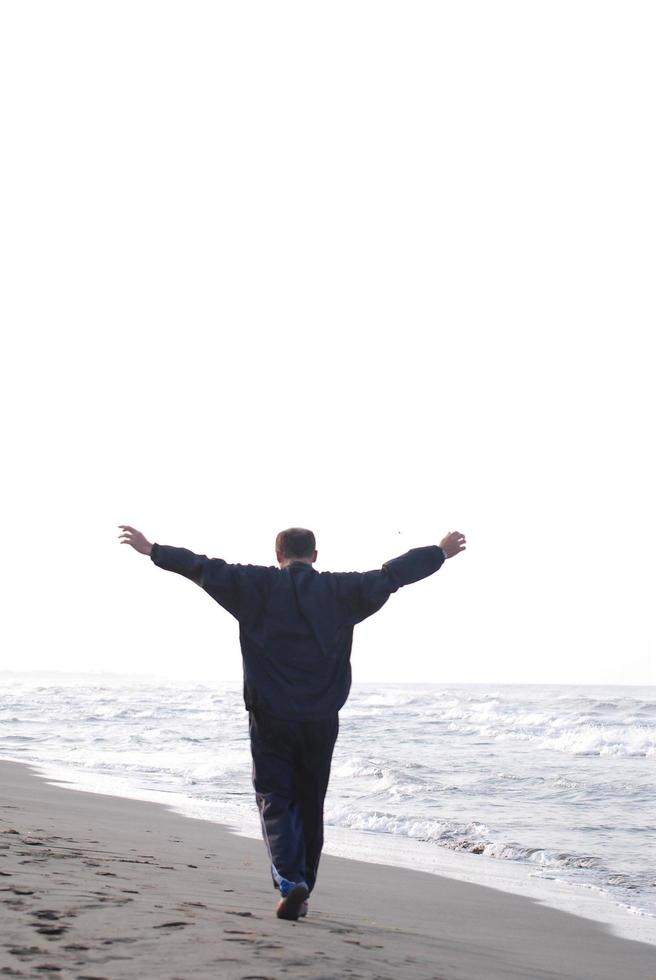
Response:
[1, 759, 654, 979]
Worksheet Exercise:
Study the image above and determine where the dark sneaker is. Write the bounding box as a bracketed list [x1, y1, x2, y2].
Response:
[276, 883, 310, 920]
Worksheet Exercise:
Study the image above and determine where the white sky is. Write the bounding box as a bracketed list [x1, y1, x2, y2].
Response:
[1, 2, 654, 686]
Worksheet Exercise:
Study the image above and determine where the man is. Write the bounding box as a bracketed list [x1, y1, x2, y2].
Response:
[118, 524, 466, 920]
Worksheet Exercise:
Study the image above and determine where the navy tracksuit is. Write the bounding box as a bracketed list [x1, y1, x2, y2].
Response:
[151, 542, 445, 894]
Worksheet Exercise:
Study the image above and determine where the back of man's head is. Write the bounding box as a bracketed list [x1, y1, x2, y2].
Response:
[275, 527, 316, 560]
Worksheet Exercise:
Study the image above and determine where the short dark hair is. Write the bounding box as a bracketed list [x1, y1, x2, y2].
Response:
[275, 527, 316, 559]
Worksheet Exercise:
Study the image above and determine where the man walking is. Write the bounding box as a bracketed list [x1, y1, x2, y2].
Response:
[118, 524, 466, 920]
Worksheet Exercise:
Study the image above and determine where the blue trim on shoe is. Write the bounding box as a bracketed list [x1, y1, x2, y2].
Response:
[279, 875, 308, 897]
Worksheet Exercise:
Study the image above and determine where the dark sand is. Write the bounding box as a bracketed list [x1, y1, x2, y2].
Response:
[1, 759, 654, 979]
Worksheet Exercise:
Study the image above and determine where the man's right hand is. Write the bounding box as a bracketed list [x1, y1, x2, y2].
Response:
[118, 525, 153, 556]
[440, 531, 466, 559]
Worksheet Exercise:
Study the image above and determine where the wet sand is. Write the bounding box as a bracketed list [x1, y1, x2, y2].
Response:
[1, 759, 654, 979]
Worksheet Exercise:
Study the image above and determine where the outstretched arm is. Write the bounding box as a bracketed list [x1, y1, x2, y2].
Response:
[338, 530, 467, 625]
[119, 525, 204, 584]
[379, 530, 467, 591]
[378, 528, 466, 593]
[118, 524, 228, 598]
[117, 524, 269, 621]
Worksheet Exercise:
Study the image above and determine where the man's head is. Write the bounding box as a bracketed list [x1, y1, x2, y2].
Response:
[275, 527, 317, 568]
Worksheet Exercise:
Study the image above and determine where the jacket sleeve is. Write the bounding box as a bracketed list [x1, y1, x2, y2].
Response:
[150, 543, 269, 621]
[336, 545, 446, 626]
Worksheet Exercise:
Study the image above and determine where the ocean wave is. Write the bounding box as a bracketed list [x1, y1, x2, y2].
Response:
[333, 759, 385, 779]
[422, 705, 656, 757]
[325, 804, 488, 844]
[479, 842, 602, 869]
[535, 725, 656, 757]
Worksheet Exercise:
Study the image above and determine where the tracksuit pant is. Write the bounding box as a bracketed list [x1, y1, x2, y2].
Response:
[249, 708, 339, 895]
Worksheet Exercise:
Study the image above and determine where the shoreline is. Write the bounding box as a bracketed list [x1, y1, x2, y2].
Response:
[1, 759, 655, 979]
[4, 751, 654, 949]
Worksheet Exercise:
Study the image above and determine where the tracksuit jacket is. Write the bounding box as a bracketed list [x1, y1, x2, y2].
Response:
[150, 543, 446, 721]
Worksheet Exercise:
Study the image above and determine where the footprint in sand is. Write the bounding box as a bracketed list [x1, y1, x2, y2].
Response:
[153, 921, 188, 929]
[223, 930, 260, 944]
[34, 925, 68, 938]
[7, 944, 47, 957]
